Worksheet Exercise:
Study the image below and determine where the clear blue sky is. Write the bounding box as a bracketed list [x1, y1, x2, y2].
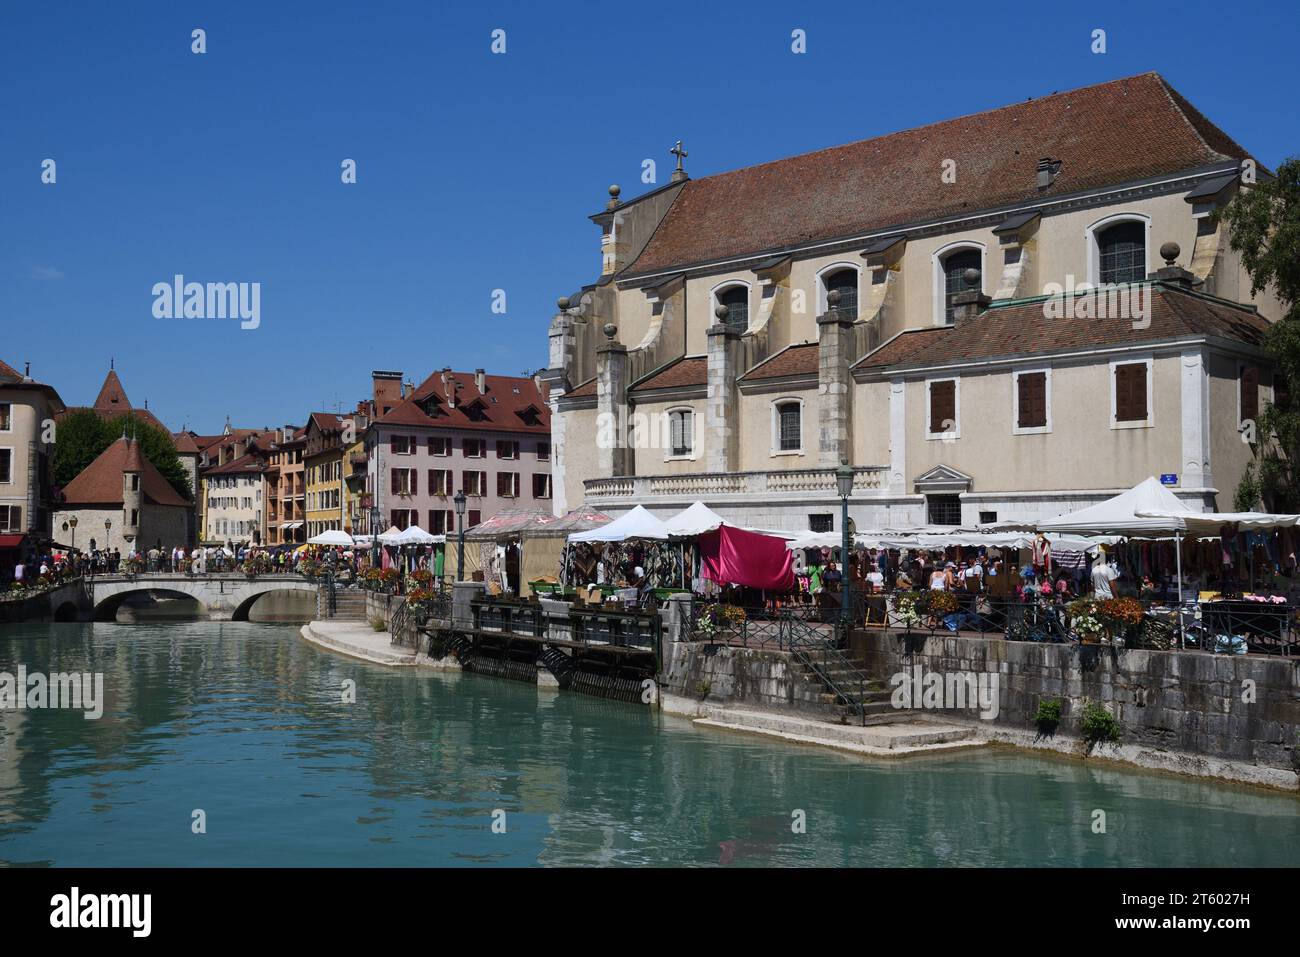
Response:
[3, 0, 1297, 433]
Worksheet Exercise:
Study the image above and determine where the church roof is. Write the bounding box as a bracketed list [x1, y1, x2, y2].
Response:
[741, 343, 819, 381]
[625, 73, 1252, 278]
[61, 437, 190, 507]
[630, 356, 708, 392]
[853, 282, 1271, 374]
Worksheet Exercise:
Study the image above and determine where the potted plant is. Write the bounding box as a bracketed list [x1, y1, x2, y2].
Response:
[1067, 598, 1103, 644]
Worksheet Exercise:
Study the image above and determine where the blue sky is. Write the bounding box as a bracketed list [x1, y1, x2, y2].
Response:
[3, 0, 1297, 433]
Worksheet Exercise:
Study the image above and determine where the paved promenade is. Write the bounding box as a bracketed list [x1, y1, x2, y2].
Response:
[299, 620, 461, 669]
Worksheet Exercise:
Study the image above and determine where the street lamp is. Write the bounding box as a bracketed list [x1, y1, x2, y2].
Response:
[835, 458, 854, 636]
[453, 489, 467, 583]
[368, 505, 381, 572]
[69, 516, 78, 555]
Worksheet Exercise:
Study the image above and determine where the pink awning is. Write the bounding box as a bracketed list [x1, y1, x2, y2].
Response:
[699, 525, 795, 591]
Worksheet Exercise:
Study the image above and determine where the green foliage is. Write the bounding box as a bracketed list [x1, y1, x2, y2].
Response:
[1032, 698, 1063, 737]
[53, 410, 192, 501]
[1078, 698, 1122, 751]
[1233, 461, 1262, 512]
[1216, 157, 1300, 511]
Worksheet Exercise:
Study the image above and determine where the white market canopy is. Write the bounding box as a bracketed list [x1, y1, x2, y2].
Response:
[376, 525, 405, 545]
[1134, 508, 1300, 535]
[663, 502, 729, 537]
[568, 505, 670, 542]
[308, 530, 355, 546]
[1037, 477, 1196, 537]
[393, 524, 442, 545]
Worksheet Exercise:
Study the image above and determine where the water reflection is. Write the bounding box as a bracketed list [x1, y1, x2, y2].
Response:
[0, 622, 1296, 867]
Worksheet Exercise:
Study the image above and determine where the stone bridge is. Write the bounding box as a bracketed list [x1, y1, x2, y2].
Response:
[87, 573, 320, 621]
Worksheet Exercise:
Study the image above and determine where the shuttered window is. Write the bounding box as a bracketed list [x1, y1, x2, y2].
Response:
[497, 472, 519, 498]
[929, 380, 957, 434]
[1017, 372, 1047, 428]
[1240, 365, 1259, 424]
[1114, 362, 1148, 422]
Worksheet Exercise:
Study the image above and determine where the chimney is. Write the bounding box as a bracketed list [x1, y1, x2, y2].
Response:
[474, 368, 486, 394]
[441, 368, 455, 409]
[1036, 157, 1061, 190]
[370, 370, 403, 413]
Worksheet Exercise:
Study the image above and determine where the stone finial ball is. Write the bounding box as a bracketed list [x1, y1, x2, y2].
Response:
[714, 303, 729, 321]
[609, 184, 621, 199]
[602, 322, 618, 340]
[556, 296, 570, 311]
[827, 289, 842, 307]
[962, 267, 980, 287]
[1160, 241, 1180, 265]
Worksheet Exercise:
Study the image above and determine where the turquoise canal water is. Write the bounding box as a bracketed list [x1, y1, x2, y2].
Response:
[1, 621, 1297, 867]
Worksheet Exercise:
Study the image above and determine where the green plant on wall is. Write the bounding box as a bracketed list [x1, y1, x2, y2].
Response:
[1078, 698, 1122, 752]
[1032, 698, 1063, 737]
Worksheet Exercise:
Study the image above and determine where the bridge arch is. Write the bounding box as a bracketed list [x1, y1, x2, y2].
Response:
[92, 588, 204, 622]
[231, 585, 318, 621]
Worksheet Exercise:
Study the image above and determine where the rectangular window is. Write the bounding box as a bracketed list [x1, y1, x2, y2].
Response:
[1016, 371, 1048, 429]
[928, 380, 957, 435]
[979, 510, 998, 525]
[1113, 362, 1149, 424]
[777, 403, 801, 452]
[1240, 365, 1259, 425]
[670, 409, 693, 456]
[536, 441, 550, 461]
[926, 495, 961, 526]
[0, 403, 11, 431]
[391, 468, 415, 495]
[468, 509, 481, 527]
[390, 435, 413, 455]
[809, 513, 833, 533]
[0, 448, 11, 484]
[428, 510, 447, 534]
[464, 438, 486, 458]
[462, 470, 486, 496]
[497, 472, 519, 498]
[0, 505, 21, 531]
[496, 440, 519, 460]
[532, 473, 551, 499]
[428, 436, 451, 456]
[428, 468, 452, 496]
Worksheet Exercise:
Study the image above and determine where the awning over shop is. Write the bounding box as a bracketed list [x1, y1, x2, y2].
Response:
[0, 534, 26, 549]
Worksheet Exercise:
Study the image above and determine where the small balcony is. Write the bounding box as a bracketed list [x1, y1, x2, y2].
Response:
[583, 465, 889, 507]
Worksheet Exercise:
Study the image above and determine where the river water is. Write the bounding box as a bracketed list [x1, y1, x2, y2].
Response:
[1, 620, 1296, 867]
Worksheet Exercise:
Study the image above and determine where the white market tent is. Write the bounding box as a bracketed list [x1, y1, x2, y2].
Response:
[308, 529, 354, 546]
[663, 501, 728, 537]
[568, 505, 670, 542]
[376, 525, 405, 545]
[1134, 509, 1300, 535]
[1037, 477, 1195, 537]
[393, 524, 442, 545]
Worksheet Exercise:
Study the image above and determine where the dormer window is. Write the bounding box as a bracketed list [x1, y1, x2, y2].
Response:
[463, 399, 488, 422]
[714, 284, 749, 331]
[941, 248, 981, 325]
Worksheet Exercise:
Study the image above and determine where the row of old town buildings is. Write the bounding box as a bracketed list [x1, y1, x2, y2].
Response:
[2, 73, 1290, 577]
[0, 357, 552, 574]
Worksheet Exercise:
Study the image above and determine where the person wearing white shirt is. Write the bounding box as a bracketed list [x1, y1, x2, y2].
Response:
[1091, 560, 1120, 599]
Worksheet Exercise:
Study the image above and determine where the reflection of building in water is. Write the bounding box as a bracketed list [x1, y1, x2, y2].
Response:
[0, 708, 28, 825]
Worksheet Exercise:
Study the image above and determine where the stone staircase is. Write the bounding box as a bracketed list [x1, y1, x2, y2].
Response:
[791, 644, 900, 724]
[316, 586, 369, 621]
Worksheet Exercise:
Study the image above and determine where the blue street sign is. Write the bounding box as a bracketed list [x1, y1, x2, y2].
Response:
[1160, 474, 1178, 486]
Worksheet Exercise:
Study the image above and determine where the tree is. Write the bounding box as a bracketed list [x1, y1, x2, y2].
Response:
[53, 410, 192, 501]
[1215, 157, 1300, 511]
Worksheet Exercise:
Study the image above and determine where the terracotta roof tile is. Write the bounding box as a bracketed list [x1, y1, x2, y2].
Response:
[630, 356, 708, 392]
[627, 73, 1249, 276]
[61, 437, 190, 508]
[741, 343, 819, 381]
[0, 358, 21, 381]
[566, 377, 597, 398]
[376, 370, 551, 434]
[854, 284, 1269, 372]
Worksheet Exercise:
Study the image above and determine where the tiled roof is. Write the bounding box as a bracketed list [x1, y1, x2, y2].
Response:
[630, 356, 709, 392]
[205, 451, 267, 477]
[376, 370, 551, 434]
[566, 377, 597, 398]
[172, 432, 201, 454]
[60, 368, 176, 445]
[854, 283, 1270, 372]
[741, 343, 819, 381]
[626, 73, 1250, 277]
[61, 437, 190, 507]
[0, 358, 21, 381]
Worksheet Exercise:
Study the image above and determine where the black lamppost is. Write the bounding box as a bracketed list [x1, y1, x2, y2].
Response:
[453, 489, 467, 582]
[368, 505, 380, 571]
[836, 459, 854, 635]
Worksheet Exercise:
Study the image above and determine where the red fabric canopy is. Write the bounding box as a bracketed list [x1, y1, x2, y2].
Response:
[699, 525, 794, 591]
